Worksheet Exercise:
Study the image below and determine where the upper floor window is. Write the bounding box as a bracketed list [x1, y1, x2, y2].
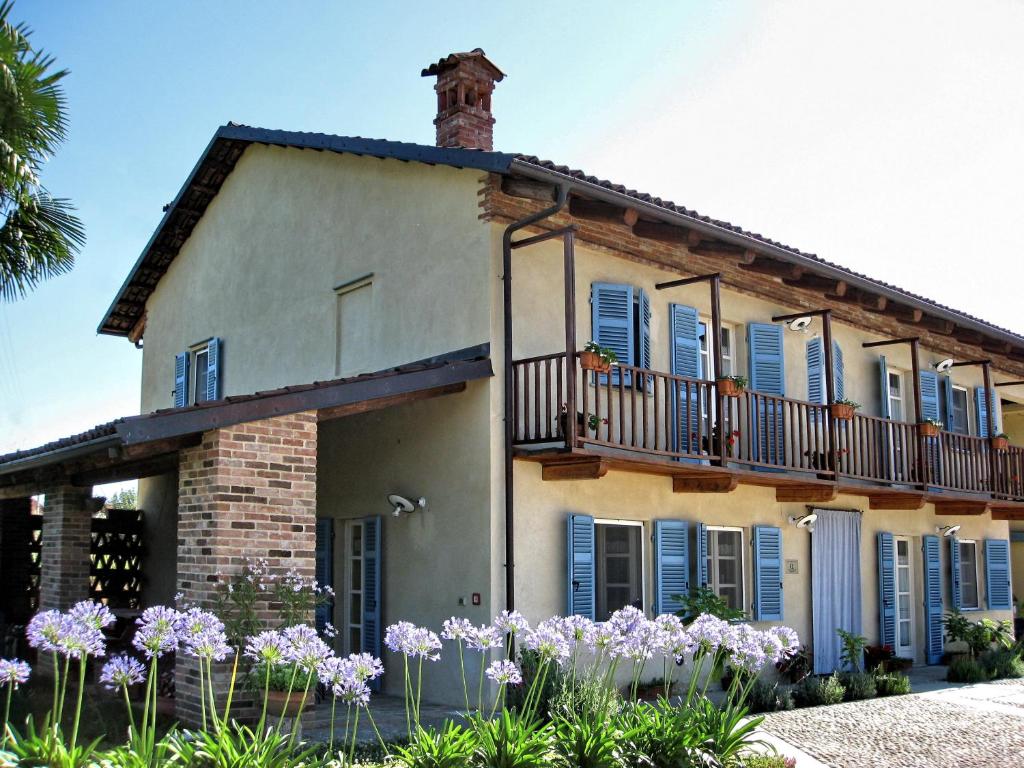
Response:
[174, 337, 221, 408]
[698, 321, 735, 380]
[887, 369, 904, 421]
[949, 385, 970, 435]
[591, 283, 650, 385]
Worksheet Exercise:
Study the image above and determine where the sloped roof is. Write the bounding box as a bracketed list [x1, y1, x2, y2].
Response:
[98, 124, 1024, 356]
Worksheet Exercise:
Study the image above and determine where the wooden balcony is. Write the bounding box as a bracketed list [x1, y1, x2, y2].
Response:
[511, 352, 1024, 515]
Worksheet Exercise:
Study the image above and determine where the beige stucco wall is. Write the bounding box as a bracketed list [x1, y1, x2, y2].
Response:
[317, 381, 494, 705]
[507, 233, 1009, 426]
[140, 145, 493, 413]
[514, 463, 1013, 667]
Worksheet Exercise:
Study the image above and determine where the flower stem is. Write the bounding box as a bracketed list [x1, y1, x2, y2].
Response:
[287, 668, 315, 750]
[3, 681, 12, 745]
[348, 705, 361, 766]
[69, 657, 86, 754]
[328, 695, 337, 751]
[121, 685, 136, 739]
[415, 656, 424, 727]
[197, 657, 207, 732]
[275, 664, 300, 735]
[257, 662, 271, 736]
[457, 641, 469, 713]
[365, 705, 388, 754]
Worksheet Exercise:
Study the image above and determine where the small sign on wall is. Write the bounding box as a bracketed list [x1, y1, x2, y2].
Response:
[785, 559, 799, 575]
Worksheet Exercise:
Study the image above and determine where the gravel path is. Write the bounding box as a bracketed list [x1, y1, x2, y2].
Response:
[760, 679, 1024, 768]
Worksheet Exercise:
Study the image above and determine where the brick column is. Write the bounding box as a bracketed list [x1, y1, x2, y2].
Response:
[0, 498, 35, 625]
[39, 486, 93, 611]
[175, 411, 317, 725]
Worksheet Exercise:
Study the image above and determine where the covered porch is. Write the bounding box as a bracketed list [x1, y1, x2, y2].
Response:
[0, 346, 491, 724]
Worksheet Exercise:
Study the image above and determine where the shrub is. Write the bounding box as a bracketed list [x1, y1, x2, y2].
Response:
[553, 711, 624, 768]
[947, 655, 988, 683]
[979, 648, 1024, 680]
[743, 756, 797, 768]
[393, 722, 475, 768]
[775, 647, 812, 684]
[874, 672, 912, 696]
[792, 674, 845, 707]
[839, 672, 877, 701]
[746, 679, 793, 714]
[836, 629, 867, 673]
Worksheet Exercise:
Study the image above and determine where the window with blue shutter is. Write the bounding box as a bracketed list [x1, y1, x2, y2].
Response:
[878, 356, 891, 419]
[919, 371, 940, 422]
[638, 289, 651, 373]
[949, 535, 962, 610]
[748, 323, 785, 464]
[206, 337, 221, 402]
[832, 342, 844, 402]
[806, 338, 843, 404]
[974, 387, 997, 438]
[877, 532, 896, 648]
[696, 522, 708, 590]
[591, 283, 634, 386]
[752, 525, 783, 621]
[174, 352, 189, 408]
[942, 376, 955, 432]
[653, 520, 688, 615]
[362, 515, 382, 685]
[566, 514, 596, 619]
[670, 304, 701, 455]
[922, 535, 943, 665]
[985, 539, 1012, 610]
[315, 518, 334, 633]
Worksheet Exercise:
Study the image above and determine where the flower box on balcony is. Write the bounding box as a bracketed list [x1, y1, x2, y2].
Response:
[716, 377, 746, 397]
[831, 403, 857, 421]
[992, 435, 1009, 451]
[579, 350, 610, 373]
[919, 421, 941, 438]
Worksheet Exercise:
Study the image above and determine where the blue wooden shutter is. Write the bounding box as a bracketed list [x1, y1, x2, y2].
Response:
[832, 341, 845, 402]
[806, 338, 824, 405]
[696, 523, 708, 589]
[752, 525, 783, 621]
[974, 387, 995, 438]
[922, 534, 944, 665]
[877, 532, 896, 648]
[919, 371, 940, 422]
[985, 539, 1012, 610]
[315, 517, 334, 633]
[878, 356, 890, 419]
[591, 283, 634, 385]
[206, 337, 221, 402]
[174, 352, 189, 408]
[638, 289, 651, 372]
[670, 304, 701, 454]
[362, 516, 382, 674]
[566, 514, 595, 619]
[949, 536, 962, 610]
[653, 520, 688, 616]
[749, 323, 785, 464]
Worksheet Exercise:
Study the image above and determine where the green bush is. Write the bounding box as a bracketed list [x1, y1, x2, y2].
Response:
[743, 756, 797, 768]
[874, 672, 912, 696]
[947, 655, 988, 683]
[979, 648, 1024, 680]
[792, 674, 845, 707]
[393, 723, 474, 768]
[839, 672, 877, 701]
[746, 679, 793, 714]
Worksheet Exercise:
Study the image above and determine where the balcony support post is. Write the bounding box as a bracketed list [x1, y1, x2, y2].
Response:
[710, 275, 725, 466]
[563, 231, 578, 452]
[821, 310, 837, 476]
[910, 339, 927, 489]
[983, 361, 997, 497]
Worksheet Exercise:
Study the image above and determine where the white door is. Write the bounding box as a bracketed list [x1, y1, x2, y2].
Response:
[894, 537, 915, 660]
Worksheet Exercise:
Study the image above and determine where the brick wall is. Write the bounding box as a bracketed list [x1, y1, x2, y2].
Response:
[39, 486, 93, 611]
[175, 410, 317, 725]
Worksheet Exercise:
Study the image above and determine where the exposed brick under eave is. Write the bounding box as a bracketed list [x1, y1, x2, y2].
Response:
[480, 176, 1024, 379]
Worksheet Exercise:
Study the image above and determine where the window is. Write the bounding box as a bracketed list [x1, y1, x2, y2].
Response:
[193, 348, 209, 405]
[887, 370, 904, 421]
[959, 540, 980, 609]
[591, 283, 650, 386]
[705, 527, 745, 611]
[595, 520, 644, 621]
[346, 521, 364, 653]
[950, 386, 970, 435]
[698, 321, 735, 380]
[336, 277, 373, 377]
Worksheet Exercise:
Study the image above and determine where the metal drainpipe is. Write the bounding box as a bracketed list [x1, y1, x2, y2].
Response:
[501, 183, 570, 613]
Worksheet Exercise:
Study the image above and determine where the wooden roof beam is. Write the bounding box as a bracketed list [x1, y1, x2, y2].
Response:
[569, 197, 639, 226]
[501, 176, 558, 202]
[740, 257, 804, 281]
[631, 219, 702, 246]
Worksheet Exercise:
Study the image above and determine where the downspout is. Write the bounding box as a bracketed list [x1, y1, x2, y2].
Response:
[502, 182, 570, 612]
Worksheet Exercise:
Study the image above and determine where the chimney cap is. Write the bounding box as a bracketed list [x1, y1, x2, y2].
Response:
[421, 48, 505, 81]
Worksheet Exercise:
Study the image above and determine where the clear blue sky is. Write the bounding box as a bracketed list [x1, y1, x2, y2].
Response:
[4, 0, 1023, 454]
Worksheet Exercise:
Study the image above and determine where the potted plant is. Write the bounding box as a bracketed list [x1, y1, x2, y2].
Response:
[830, 398, 860, 421]
[717, 374, 747, 397]
[558, 405, 606, 437]
[250, 660, 311, 717]
[579, 341, 617, 373]
[992, 432, 1010, 451]
[919, 419, 943, 438]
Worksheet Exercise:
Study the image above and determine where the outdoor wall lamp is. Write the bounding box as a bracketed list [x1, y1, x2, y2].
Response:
[788, 513, 817, 531]
[387, 494, 427, 517]
[934, 358, 955, 373]
[936, 524, 961, 537]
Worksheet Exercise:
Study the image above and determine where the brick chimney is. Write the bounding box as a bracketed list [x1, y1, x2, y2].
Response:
[421, 49, 505, 151]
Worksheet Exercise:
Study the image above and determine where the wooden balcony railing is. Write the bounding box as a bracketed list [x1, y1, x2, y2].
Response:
[512, 352, 1024, 503]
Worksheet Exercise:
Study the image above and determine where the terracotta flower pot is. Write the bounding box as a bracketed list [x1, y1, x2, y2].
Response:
[992, 436, 1009, 451]
[831, 403, 856, 421]
[716, 378, 744, 397]
[919, 422, 941, 438]
[579, 351, 610, 373]
[265, 690, 311, 718]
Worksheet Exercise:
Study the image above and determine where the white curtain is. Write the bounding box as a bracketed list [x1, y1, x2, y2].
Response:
[811, 508, 862, 674]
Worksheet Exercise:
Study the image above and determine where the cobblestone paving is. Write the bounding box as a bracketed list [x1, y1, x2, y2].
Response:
[760, 680, 1024, 768]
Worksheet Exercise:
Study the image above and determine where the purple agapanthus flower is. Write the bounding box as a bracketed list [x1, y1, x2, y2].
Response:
[68, 601, 115, 631]
[559, 615, 597, 648]
[0, 659, 31, 688]
[384, 621, 416, 654]
[385, 622, 440, 660]
[522, 624, 570, 664]
[493, 610, 530, 636]
[334, 678, 371, 707]
[178, 608, 230, 661]
[484, 659, 522, 686]
[283, 624, 332, 672]
[441, 617, 474, 641]
[347, 652, 384, 681]
[687, 613, 732, 655]
[100, 655, 146, 690]
[245, 630, 289, 665]
[58, 623, 107, 660]
[133, 606, 181, 659]
[26, 610, 67, 653]
[466, 625, 503, 652]
[772, 626, 800, 658]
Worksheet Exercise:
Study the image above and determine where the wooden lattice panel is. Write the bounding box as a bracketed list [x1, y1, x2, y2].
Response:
[89, 510, 144, 609]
